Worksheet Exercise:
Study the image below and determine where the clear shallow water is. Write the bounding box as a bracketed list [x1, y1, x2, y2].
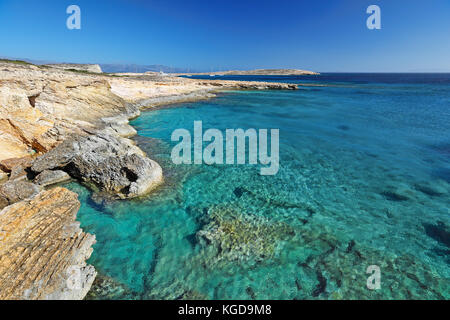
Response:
[68, 74, 449, 299]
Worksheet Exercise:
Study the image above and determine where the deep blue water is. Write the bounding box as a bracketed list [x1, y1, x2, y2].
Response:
[68, 74, 449, 299]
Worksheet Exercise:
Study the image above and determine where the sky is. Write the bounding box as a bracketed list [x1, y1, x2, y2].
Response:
[0, 0, 449, 72]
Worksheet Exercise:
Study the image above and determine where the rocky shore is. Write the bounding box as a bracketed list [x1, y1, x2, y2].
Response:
[0, 61, 298, 300]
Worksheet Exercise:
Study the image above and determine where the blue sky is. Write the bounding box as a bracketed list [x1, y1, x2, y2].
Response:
[1, 0, 449, 72]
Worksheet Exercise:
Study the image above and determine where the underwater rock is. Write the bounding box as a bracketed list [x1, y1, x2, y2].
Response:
[346, 240, 356, 253]
[0, 194, 8, 210]
[0, 156, 33, 181]
[144, 278, 209, 300]
[337, 125, 350, 131]
[246, 287, 257, 299]
[85, 274, 135, 300]
[177, 290, 210, 300]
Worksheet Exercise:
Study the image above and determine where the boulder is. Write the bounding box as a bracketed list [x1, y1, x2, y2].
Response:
[34, 170, 71, 187]
[0, 180, 41, 205]
[0, 194, 8, 210]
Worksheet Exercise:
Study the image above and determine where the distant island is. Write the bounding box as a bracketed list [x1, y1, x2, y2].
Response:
[176, 69, 319, 76]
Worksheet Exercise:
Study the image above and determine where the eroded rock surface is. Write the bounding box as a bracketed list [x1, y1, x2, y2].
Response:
[0, 188, 96, 300]
[0, 180, 41, 206]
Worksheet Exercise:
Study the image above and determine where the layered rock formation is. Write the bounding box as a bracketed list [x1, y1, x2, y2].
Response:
[0, 188, 96, 300]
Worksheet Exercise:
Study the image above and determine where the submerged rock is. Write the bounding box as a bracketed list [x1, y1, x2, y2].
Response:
[0, 179, 41, 205]
[0, 188, 96, 300]
[34, 169, 71, 187]
[423, 221, 450, 248]
[0, 156, 32, 173]
[31, 132, 163, 199]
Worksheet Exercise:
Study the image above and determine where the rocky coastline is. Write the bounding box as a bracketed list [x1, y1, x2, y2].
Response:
[0, 61, 299, 300]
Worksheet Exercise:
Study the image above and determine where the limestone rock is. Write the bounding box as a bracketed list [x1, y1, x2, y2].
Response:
[0, 188, 96, 300]
[34, 170, 71, 187]
[0, 180, 40, 205]
[31, 132, 163, 198]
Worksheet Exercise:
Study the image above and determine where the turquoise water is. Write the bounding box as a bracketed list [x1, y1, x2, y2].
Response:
[68, 74, 449, 299]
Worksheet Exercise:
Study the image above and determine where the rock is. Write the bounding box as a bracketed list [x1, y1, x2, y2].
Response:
[0, 194, 8, 210]
[0, 62, 130, 162]
[0, 187, 96, 300]
[0, 156, 32, 173]
[34, 170, 71, 187]
[0, 61, 299, 164]
[0, 180, 41, 205]
[85, 274, 134, 300]
[9, 166, 28, 181]
[0, 156, 33, 181]
[102, 116, 137, 138]
[31, 132, 163, 199]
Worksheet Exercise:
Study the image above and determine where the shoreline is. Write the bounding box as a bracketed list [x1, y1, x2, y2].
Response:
[0, 61, 300, 300]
